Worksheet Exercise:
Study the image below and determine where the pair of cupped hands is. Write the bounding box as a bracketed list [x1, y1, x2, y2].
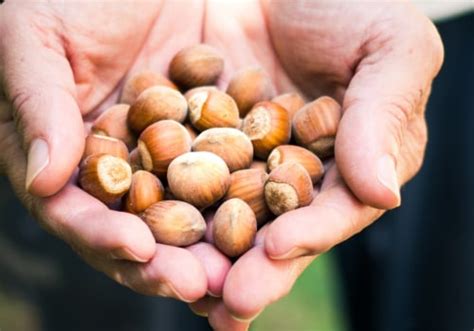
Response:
[0, 1, 443, 330]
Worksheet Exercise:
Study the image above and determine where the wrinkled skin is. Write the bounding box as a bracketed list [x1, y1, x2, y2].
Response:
[0, 1, 443, 330]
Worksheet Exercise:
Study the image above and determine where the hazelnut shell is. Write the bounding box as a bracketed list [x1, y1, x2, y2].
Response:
[169, 44, 224, 89]
[292, 96, 341, 158]
[124, 170, 165, 214]
[167, 151, 231, 209]
[128, 86, 188, 133]
[120, 71, 178, 105]
[242, 101, 291, 159]
[79, 154, 132, 204]
[213, 198, 257, 257]
[267, 145, 324, 184]
[226, 67, 275, 117]
[224, 168, 271, 225]
[142, 200, 206, 246]
[138, 120, 192, 177]
[265, 162, 313, 216]
[192, 128, 253, 172]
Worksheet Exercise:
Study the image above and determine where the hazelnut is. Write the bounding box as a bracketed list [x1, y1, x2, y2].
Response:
[213, 198, 257, 257]
[292, 96, 341, 158]
[92, 104, 136, 149]
[265, 162, 313, 216]
[120, 71, 178, 105]
[188, 89, 240, 132]
[142, 200, 206, 246]
[127, 86, 188, 133]
[183, 123, 198, 142]
[267, 145, 324, 184]
[167, 152, 230, 209]
[128, 148, 143, 173]
[224, 168, 271, 225]
[272, 92, 305, 120]
[124, 170, 165, 214]
[83, 134, 129, 162]
[138, 120, 192, 177]
[184, 86, 218, 102]
[226, 67, 275, 117]
[79, 154, 132, 204]
[241, 101, 291, 159]
[192, 128, 253, 172]
[169, 44, 224, 89]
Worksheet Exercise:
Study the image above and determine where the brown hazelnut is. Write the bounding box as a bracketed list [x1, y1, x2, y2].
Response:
[272, 92, 306, 120]
[292, 96, 341, 158]
[120, 71, 178, 105]
[169, 44, 224, 89]
[142, 200, 206, 246]
[128, 148, 143, 173]
[183, 123, 198, 142]
[265, 162, 313, 216]
[184, 86, 218, 102]
[226, 67, 275, 117]
[138, 120, 192, 177]
[188, 89, 240, 132]
[92, 104, 136, 149]
[127, 86, 188, 133]
[241, 101, 291, 159]
[267, 145, 324, 184]
[124, 170, 165, 214]
[83, 134, 129, 162]
[224, 168, 271, 225]
[213, 198, 257, 257]
[79, 154, 132, 204]
[192, 128, 253, 172]
[167, 152, 230, 209]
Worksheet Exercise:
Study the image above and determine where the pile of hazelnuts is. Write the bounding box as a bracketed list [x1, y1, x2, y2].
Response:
[79, 44, 341, 258]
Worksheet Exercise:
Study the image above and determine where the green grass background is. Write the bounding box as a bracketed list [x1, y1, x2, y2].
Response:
[252, 252, 348, 331]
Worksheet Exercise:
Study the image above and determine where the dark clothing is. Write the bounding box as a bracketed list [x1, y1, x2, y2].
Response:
[336, 12, 474, 331]
[0, 183, 211, 331]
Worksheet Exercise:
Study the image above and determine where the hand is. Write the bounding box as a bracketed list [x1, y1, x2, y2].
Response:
[0, 1, 231, 301]
[189, 1, 443, 329]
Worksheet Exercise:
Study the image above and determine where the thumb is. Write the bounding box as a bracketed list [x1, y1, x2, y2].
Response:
[336, 21, 443, 209]
[2, 17, 84, 197]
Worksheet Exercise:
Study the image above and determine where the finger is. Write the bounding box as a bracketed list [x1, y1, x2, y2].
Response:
[41, 184, 157, 262]
[208, 301, 250, 331]
[336, 19, 443, 209]
[1, 10, 84, 197]
[0, 133, 155, 263]
[223, 245, 314, 321]
[265, 165, 383, 260]
[189, 296, 219, 318]
[0, 117, 156, 263]
[86, 244, 208, 302]
[187, 242, 232, 297]
[0, 127, 206, 300]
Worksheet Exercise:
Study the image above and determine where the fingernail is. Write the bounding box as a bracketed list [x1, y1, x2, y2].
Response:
[111, 247, 149, 263]
[191, 309, 208, 318]
[159, 282, 193, 303]
[377, 154, 401, 206]
[268, 246, 311, 260]
[25, 138, 49, 192]
[189, 305, 208, 317]
[207, 290, 220, 298]
[230, 310, 262, 323]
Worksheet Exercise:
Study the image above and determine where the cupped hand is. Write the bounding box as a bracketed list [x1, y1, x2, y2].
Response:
[0, 0, 231, 302]
[191, 1, 444, 329]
